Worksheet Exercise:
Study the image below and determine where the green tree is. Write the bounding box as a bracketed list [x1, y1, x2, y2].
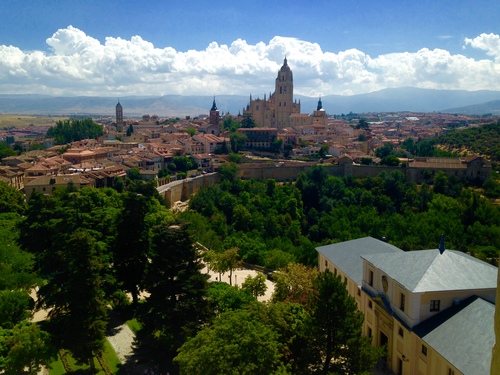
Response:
[355, 118, 370, 130]
[0, 290, 34, 329]
[127, 168, 142, 181]
[241, 273, 268, 298]
[46, 118, 103, 144]
[113, 192, 151, 304]
[229, 132, 247, 153]
[272, 263, 318, 305]
[219, 162, 239, 182]
[185, 127, 196, 137]
[380, 154, 400, 166]
[39, 230, 108, 370]
[0, 142, 17, 161]
[241, 113, 256, 128]
[0, 182, 26, 215]
[309, 270, 380, 374]
[0, 322, 54, 375]
[175, 309, 286, 375]
[135, 224, 209, 374]
[207, 282, 255, 315]
[126, 124, 134, 136]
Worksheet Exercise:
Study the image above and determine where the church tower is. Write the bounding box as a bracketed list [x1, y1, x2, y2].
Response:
[209, 96, 220, 126]
[274, 57, 294, 129]
[115, 100, 123, 126]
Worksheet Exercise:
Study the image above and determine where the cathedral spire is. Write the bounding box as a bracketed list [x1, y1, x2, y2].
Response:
[211, 96, 217, 111]
[317, 96, 323, 111]
[283, 56, 288, 66]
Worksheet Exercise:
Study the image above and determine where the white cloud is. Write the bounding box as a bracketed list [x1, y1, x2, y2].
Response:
[1, 26, 500, 97]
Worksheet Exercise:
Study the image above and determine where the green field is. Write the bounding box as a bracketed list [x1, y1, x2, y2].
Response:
[0, 115, 68, 128]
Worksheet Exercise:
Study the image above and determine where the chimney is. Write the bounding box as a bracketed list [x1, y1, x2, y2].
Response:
[439, 234, 445, 254]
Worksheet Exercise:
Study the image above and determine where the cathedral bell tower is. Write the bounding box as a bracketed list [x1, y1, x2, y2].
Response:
[274, 57, 294, 129]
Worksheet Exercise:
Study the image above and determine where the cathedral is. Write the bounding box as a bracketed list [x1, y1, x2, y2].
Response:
[244, 57, 327, 130]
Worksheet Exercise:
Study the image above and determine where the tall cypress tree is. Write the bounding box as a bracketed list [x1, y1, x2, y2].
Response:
[134, 224, 210, 374]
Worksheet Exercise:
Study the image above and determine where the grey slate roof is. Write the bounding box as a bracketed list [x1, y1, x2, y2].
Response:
[413, 296, 494, 375]
[362, 249, 498, 292]
[316, 237, 402, 286]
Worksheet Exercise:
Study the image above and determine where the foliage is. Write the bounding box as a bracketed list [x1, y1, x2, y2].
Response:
[308, 270, 381, 374]
[172, 156, 195, 172]
[229, 132, 247, 153]
[0, 142, 17, 160]
[241, 273, 268, 298]
[0, 213, 37, 290]
[207, 282, 255, 315]
[228, 152, 242, 163]
[356, 118, 370, 130]
[0, 181, 26, 215]
[206, 247, 242, 286]
[240, 113, 256, 128]
[380, 154, 400, 166]
[134, 224, 209, 374]
[184, 127, 196, 137]
[272, 263, 318, 305]
[39, 230, 109, 368]
[218, 162, 239, 182]
[175, 309, 286, 375]
[46, 118, 103, 145]
[0, 290, 34, 329]
[0, 322, 55, 375]
[113, 192, 151, 304]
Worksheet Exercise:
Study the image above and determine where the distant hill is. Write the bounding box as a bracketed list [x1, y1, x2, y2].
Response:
[1, 87, 500, 117]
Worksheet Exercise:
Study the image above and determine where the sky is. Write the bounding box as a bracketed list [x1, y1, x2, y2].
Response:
[1, 0, 500, 98]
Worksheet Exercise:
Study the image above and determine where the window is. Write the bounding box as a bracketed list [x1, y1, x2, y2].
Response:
[400, 293, 405, 312]
[448, 369, 455, 375]
[368, 327, 372, 337]
[357, 288, 361, 296]
[369, 270, 374, 286]
[398, 327, 404, 337]
[421, 344, 427, 356]
[368, 301, 373, 309]
[325, 259, 328, 267]
[430, 300, 440, 312]
[280, 87, 282, 94]
[334, 268, 337, 275]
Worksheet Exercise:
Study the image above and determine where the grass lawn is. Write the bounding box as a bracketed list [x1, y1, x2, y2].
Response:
[126, 318, 141, 334]
[48, 339, 121, 375]
[0, 114, 68, 128]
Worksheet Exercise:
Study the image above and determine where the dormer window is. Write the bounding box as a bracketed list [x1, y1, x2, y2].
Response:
[400, 293, 405, 312]
[368, 270, 374, 287]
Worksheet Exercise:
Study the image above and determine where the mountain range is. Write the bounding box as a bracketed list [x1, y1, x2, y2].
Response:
[1, 87, 500, 118]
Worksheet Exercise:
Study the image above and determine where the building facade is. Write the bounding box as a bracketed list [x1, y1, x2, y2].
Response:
[244, 58, 327, 130]
[317, 237, 497, 375]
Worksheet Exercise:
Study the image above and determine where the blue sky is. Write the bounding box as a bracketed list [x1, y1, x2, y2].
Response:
[1, 0, 499, 97]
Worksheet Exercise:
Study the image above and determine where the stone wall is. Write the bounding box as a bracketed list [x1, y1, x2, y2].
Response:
[157, 173, 220, 207]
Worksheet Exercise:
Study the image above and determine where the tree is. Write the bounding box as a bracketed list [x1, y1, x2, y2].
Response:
[126, 124, 134, 136]
[272, 263, 318, 305]
[39, 230, 108, 370]
[0, 142, 17, 161]
[207, 282, 255, 315]
[241, 273, 268, 298]
[185, 127, 196, 137]
[241, 113, 256, 128]
[219, 162, 239, 182]
[175, 309, 286, 375]
[0, 322, 54, 375]
[0, 182, 26, 215]
[207, 247, 243, 286]
[229, 132, 247, 153]
[380, 154, 400, 166]
[113, 192, 151, 304]
[308, 270, 380, 374]
[0, 290, 34, 329]
[356, 118, 370, 130]
[127, 167, 142, 181]
[135, 224, 209, 374]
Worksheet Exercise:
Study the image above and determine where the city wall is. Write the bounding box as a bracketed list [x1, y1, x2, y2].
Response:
[158, 173, 220, 207]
